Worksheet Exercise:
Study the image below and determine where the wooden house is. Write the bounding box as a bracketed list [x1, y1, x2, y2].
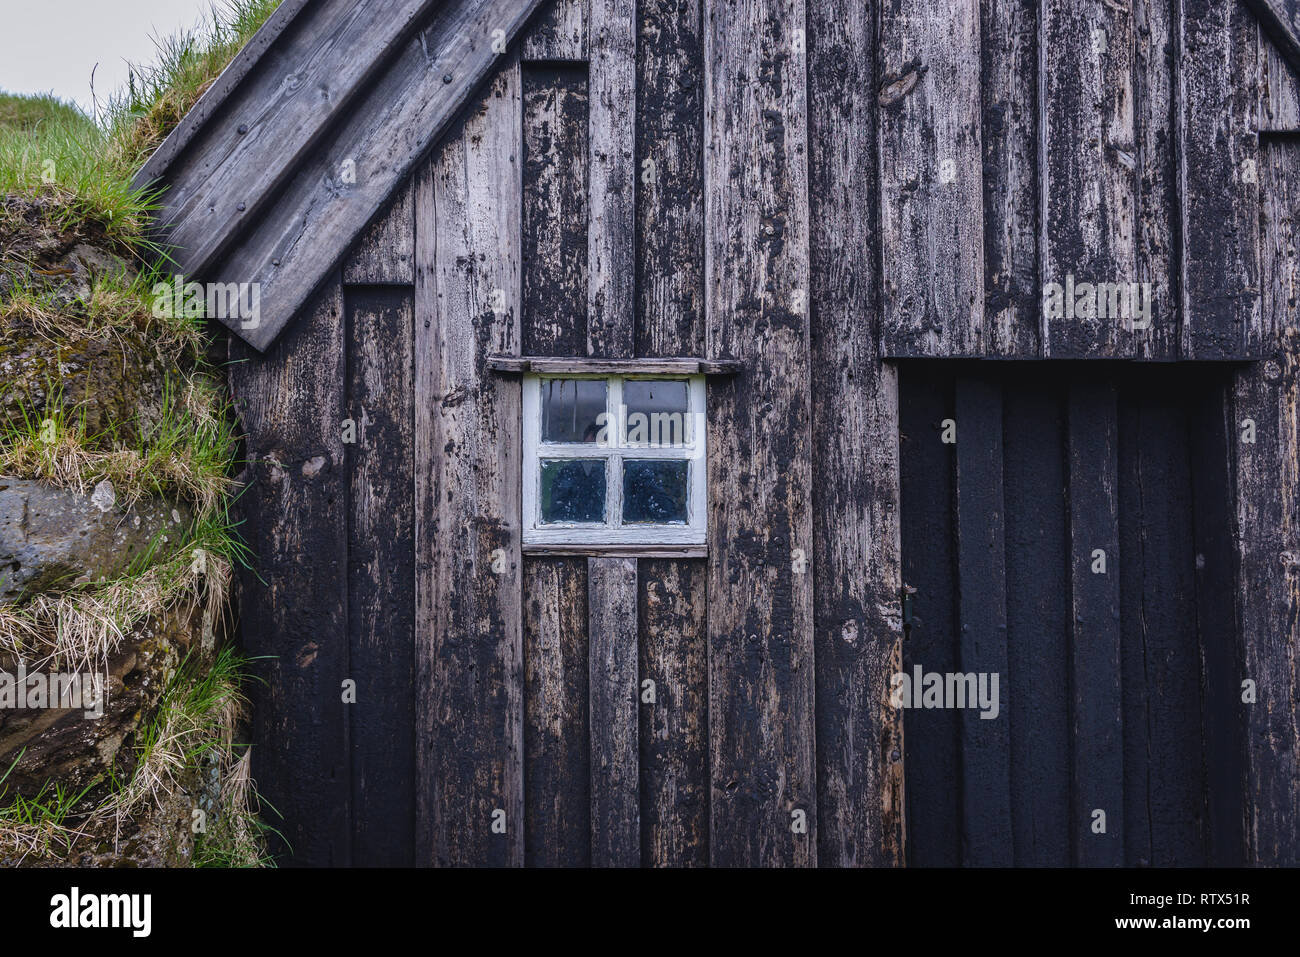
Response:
[136, 0, 1300, 866]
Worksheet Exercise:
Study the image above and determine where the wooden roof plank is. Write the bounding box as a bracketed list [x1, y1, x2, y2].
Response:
[140, 0, 442, 277]
[204, 0, 545, 350]
[1245, 0, 1300, 79]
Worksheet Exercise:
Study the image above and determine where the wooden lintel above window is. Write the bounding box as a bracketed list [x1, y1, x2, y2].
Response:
[486, 355, 742, 375]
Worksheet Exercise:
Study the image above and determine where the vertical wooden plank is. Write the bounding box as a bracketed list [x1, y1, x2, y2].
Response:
[635, 0, 705, 359]
[638, 559, 709, 866]
[228, 282, 350, 865]
[523, 560, 591, 866]
[808, 0, 904, 867]
[1188, 375, 1248, 867]
[981, 0, 1039, 357]
[704, 0, 817, 867]
[345, 287, 416, 865]
[586, 0, 636, 358]
[953, 377, 1013, 865]
[522, 0, 589, 61]
[879, 0, 984, 356]
[1235, 138, 1300, 864]
[1117, 383, 1207, 865]
[1179, 0, 1262, 357]
[1067, 381, 1124, 866]
[634, 0, 709, 868]
[416, 58, 524, 866]
[521, 59, 594, 866]
[342, 180, 416, 285]
[587, 557, 640, 865]
[897, 366, 961, 866]
[1133, 0, 1178, 359]
[1259, 32, 1300, 130]
[522, 65, 589, 357]
[1002, 372, 1070, 865]
[1041, 0, 1136, 358]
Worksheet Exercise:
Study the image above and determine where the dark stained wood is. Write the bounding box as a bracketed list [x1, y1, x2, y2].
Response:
[228, 280, 350, 865]
[143, 0, 442, 277]
[1260, 28, 1300, 130]
[587, 557, 640, 866]
[523, 559, 591, 866]
[704, 0, 817, 867]
[415, 60, 525, 867]
[205, 0, 545, 350]
[638, 559, 709, 866]
[1235, 138, 1300, 864]
[522, 65, 590, 357]
[635, 0, 705, 359]
[980, 0, 1039, 356]
[586, 0, 636, 358]
[342, 180, 416, 285]
[953, 376, 1013, 866]
[1002, 375, 1070, 865]
[1132, 0, 1178, 359]
[898, 366, 961, 867]
[520, 54, 596, 867]
[1040, 0, 1135, 358]
[521, 0, 589, 61]
[879, 0, 984, 356]
[1188, 375, 1249, 867]
[1179, 0, 1262, 358]
[488, 356, 737, 374]
[1066, 381, 1124, 867]
[345, 286, 416, 865]
[1244, 0, 1300, 79]
[808, 0, 904, 867]
[1117, 382, 1207, 865]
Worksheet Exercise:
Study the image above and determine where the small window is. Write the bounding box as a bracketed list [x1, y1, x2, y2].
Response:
[522, 374, 707, 547]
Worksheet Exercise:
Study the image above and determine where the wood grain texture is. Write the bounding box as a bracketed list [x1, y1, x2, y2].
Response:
[415, 59, 524, 866]
[1236, 138, 1300, 864]
[981, 0, 1039, 356]
[808, 0, 904, 867]
[586, 0, 636, 358]
[879, 0, 984, 357]
[133, 0, 313, 188]
[1244, 0, 1300, 79]
[345, 286, 416, 865]
[342, 179, 416, 285]
[521, 0, 589, 61]
[953, 377, 1013, 866]
[1066, 382, 1124, 867]
[228, 280, 350, 865]
[205, 0, 544, 350]
[1260, 28, 1300, 129]
[1179, 0, 1262, 358]
[522, 65, 589, 356]
[523, 559, 591, 866]
[1040, 0, 1135, 358]
[636, 0, 706, 359]
[638, 559, 709, 866]
[704, 0, 816, 867]
[587, 557, 640, 866]
[144, 0, 439, 277]
[1133, 0, 1178, 359]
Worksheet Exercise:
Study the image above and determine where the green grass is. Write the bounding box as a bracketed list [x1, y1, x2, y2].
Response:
[0, 0, 281, 867]
[0, 0, 280, 249]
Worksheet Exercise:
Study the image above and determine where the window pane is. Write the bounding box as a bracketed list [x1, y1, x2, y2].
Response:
[622, 379, 690, 447]
[540, 459, 606, 523]
[622, 460, 689, 524]
[541, 379, 607, 444]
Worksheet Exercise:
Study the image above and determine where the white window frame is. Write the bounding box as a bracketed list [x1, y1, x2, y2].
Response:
[522, 373, 707, 547]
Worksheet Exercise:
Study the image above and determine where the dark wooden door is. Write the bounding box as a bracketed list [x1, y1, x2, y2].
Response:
[898, 362, 1246, 867]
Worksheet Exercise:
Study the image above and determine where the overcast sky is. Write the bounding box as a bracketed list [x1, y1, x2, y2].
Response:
[0, 0, 216, 117]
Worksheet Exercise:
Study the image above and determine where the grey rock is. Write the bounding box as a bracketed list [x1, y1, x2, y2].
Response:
[0, 477, 189, 603]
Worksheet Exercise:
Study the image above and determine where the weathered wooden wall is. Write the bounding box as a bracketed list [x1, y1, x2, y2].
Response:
[225, 0, 1300, 866]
